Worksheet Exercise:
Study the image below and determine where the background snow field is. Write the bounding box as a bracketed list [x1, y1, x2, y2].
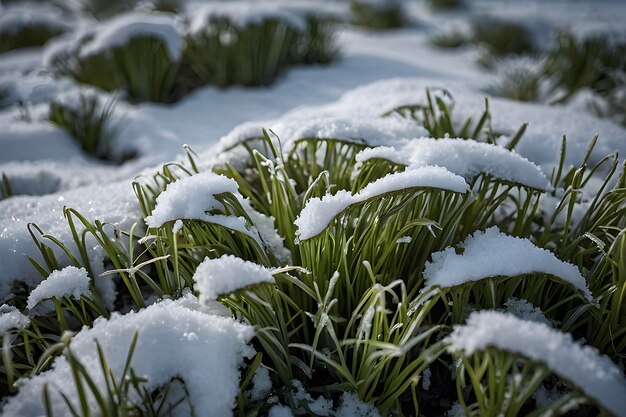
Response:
[1, 0, 625, 416]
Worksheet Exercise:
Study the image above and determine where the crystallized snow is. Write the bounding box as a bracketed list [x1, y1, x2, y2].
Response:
[503, 297, 554, 326]
[26, 266, 92, 310]
[79, 13, 183, 61]
[249, 365, 272, 401]
[145, 171, 239, 228]
[1, 297, 254, 417]
[193, 255, 275, 301]
[447, 310, 626, 416]
[239, 197, 291, 263]
[295, 166, 468, 241]
[356, 138, 550, 190]
[189, 2, 307, 36]
[335, 392, 381, 417]
[423, 227, 593, 302]
[0, 304, 30, 336]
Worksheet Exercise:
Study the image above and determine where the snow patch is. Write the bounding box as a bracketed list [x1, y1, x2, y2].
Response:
[26, 266, 91, 310]
[0, 304, 30, 336]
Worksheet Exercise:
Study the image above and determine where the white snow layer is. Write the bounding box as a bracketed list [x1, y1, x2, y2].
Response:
[356, 138, 550, 190]
[423, 227, 593, 302]
[145, 171, 239, 228]
[1, 295, 255, 417]
[295, 166, 469, 241]
[79, 13, 183, 61]
[0, 304, 30, 336]
[447, 310, 626, 417]
[26, 266, 92, 310]
[189, 2, 307, 36]
[193, 255, 275, 301]
[0, 3, 72, 36]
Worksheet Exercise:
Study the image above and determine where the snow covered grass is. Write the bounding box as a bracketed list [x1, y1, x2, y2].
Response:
[0, 4, 70, 53]
[1, 81, 625, 416]
[48, 91, 121, 161]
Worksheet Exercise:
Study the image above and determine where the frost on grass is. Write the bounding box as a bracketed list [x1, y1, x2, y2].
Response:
[145, 171, 239, 228]
[447, 310, 626, 416]
[26, 266, 92, 310]
[1, 297, 255, 417]
[503, 297, 554, 326]
[193, 255, 275, 301]
[0, 304, 30, 336]
[295, 166, 468, 240]
[423, 227, 593, 302]
[335, 392, 381, 417]
[188, 2, 307, 35]
[79, 13, 183, 61]
[356, 138, 550, 190]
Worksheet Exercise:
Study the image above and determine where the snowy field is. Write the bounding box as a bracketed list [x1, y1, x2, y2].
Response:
[1, 0, 625, 416]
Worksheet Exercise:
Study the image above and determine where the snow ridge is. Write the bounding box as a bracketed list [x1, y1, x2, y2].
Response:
[26, 266, 92, 310]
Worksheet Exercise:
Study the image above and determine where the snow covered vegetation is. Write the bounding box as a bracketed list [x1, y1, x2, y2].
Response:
[1, 0, 626, 416]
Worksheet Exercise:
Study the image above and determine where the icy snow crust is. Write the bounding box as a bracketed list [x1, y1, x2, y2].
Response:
[447, 311, 626, 417]
[1, 295, 255, 417]
[26, 266, 91, 310]
[193, 255, 275, 301]
[356, 138, 551, 190]
[295, 167, 469, 241]
[424, 227, 593, 302]
[79, 13, 183, 61]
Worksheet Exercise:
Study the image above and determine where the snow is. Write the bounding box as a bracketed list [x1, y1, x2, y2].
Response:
[192, 255, 275, 301]
[249, 365, 272, 401]
[356, 138, 551, 190]
[269, 405, 295, 417]
[1, 296, 255, 417]
[423, 227, 593, 303]
[79, 13, 183, 61]
[0, 3, 73, 36]
[188, 2, 307, 36]
[503, 297, 554, 326]
[26, 266, 91, 310]
[295, 166, 469, 241]
[335, 392, 381, 417]
[145, 171, 239, 228]
[0, 304, 30, 336]
[447, 310, 626, 417]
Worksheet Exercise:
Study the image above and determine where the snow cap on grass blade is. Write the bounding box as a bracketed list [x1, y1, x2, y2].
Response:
[423, 227, 593, 302]
[79, 13, 183, 61]
[295, 166, 468, 240]
[145, 171, 239, 228]
[0, 304, 29, 336]
[26, 266, 91, 310]
[447, 310, 626, 416]
[1, 297, 254, 417]
[193, 255, 275, 301]
[356, 138, 550, 190]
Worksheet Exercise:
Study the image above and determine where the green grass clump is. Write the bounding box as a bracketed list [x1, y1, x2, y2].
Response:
[2, 90, 625, 416]
[0, 24, 66, 53]
[292, 15, 339, 65]
[545, 32, 626, 103]
[48, 92, 122, 161]
[485, 58, 544, 102]
[350, 0, 405, 30]
[472, 18, 535, 63]
[74, 0, 137, 19]
[430, 27, 470, 48]
[182, 19, 301, 88]
[429, 0, 465, 11]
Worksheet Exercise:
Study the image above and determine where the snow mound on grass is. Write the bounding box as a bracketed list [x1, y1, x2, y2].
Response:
[423, 227, 593, 303]
[0, 3, 73, 37]
[1, 296, 254, 417]
[26, 266, 91, 310]
[193, 255, 274, 301]
[295, 166, 468, 241]
[145, 171, 239, 228]
[447, 310, 626, 417]
[189, 2, 307, 35]
[79, 13, 183, 61]
[356, 138, 550, 190]
[0, 304, 30, 336]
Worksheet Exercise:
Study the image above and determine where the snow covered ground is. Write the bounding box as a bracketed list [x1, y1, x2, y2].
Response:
[1, 0, 625, 415]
